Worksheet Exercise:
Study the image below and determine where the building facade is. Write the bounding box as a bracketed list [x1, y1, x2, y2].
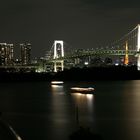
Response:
[20, 43, 31, 65]
[0, 43, 14, 65]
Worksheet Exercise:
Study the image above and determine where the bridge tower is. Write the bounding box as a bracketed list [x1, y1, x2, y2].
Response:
[53, 40, 64, 72]
[137, 24, 140, 70]
[124, 41, 129, 65]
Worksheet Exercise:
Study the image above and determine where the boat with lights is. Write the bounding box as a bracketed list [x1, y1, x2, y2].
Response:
[71, 87, 94, 94]
[51, 81, 64, 85]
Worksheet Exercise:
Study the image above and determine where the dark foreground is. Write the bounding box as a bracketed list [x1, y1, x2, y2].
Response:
[0, 65, 139, 81]
[0, 80, 140, 140]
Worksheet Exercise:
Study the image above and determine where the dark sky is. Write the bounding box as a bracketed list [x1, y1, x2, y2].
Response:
[0, 0, 140, 57]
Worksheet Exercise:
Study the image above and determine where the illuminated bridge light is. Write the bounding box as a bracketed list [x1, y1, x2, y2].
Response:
[45, 24, 140, 70]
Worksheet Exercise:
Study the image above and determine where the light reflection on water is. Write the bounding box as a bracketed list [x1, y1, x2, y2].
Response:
[71, 93, 94, 108]
[50, 82, 76, 140]
[51, 84, 64, 95]
[121, 80, 140, 139]
[71, 92, 94, 126]
[1, 81, 140, 140]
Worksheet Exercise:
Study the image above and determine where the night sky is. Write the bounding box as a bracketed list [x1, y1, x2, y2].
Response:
[0, 0, 140, 57]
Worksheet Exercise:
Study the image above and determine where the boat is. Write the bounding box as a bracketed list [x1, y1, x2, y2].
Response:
[71, 87, 94, 94]
[51, 81, 64, 85]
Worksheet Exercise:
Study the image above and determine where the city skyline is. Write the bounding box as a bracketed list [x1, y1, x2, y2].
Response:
[0, 43, 31, 66]
[0, 0, 140, 57]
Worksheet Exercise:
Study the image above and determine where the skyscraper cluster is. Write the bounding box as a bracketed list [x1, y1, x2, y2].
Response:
[0, 43, 31, 66]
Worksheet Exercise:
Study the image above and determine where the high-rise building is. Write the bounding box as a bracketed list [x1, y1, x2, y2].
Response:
[20, 43, 31, 65]
[0, 43, 14, 65]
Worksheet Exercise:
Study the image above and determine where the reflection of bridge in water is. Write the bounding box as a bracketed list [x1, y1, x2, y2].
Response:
[44, 24, 140, 72]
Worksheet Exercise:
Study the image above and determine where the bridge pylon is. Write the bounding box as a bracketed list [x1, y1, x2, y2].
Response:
[53, 40, 64, 72]
[137, 24, 140, 70]
[124, 41, 129, 65]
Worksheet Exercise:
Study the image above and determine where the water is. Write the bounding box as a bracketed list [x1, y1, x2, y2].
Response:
[0, 80, 140, 140]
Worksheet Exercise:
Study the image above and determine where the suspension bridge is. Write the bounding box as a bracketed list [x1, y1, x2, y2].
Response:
[45, 24, 140, 72]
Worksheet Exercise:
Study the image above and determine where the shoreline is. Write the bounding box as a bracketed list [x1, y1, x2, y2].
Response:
[0, 65, 139, 82]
